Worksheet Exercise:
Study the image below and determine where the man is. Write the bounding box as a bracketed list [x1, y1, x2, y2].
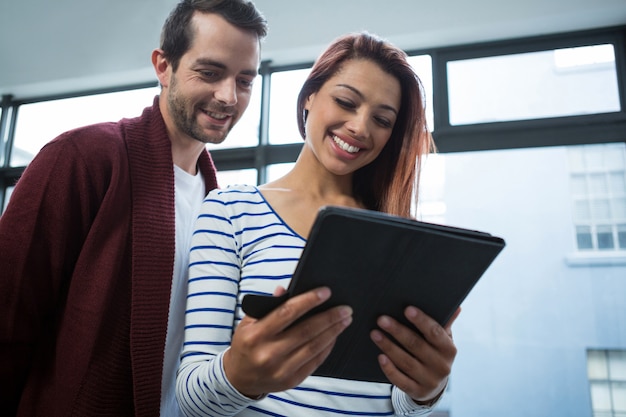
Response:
[0, 1, 267, 415]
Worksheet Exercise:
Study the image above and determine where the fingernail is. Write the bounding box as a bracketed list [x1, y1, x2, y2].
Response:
[371, 330, 383, 342]
[317, 287, 331, 300]
[378, 315, 392, 329]
[406, 306, 419, 318]
[339, 306, 353, 318]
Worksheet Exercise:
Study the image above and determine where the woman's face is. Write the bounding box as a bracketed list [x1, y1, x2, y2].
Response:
[303, 58, 401, 176]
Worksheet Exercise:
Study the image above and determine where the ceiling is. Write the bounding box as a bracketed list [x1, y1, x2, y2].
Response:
[1, 0, 625, 99]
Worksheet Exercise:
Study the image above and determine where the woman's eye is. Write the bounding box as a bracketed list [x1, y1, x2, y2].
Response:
[375, 117, 393, 128]
[335, 98, 355, 109]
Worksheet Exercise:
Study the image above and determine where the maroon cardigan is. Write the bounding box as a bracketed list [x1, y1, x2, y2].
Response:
[0, 97, 218, 416]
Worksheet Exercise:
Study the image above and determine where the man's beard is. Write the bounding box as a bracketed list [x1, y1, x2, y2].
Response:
[167, 78, 236, 145]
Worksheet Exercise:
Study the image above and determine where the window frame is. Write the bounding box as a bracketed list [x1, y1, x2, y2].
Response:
[587, 349, 626, 417]
[1, 26, 625, 213]
[428, 26, 626, 153]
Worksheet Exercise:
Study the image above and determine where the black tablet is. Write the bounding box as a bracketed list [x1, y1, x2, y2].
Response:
[242, 206, 505, 383]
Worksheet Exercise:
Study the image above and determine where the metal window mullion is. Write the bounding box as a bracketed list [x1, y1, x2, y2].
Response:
[255, 60, 272, 185]
[0, 95, 14, 168]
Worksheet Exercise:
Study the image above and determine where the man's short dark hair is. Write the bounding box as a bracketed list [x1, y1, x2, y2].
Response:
[161, 0, 267, 71]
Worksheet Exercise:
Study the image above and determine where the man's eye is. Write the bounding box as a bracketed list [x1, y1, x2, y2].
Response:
[200, 70, 217, 78]
[239, 79, 254, 88]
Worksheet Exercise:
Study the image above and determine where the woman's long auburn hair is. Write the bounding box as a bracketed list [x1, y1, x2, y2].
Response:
[296, 32, 435, 218]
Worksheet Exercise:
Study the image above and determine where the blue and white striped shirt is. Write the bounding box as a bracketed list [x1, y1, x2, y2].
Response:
[177, 184, 435, 417]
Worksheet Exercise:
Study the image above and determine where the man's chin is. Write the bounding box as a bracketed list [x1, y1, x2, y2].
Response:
[191, 128, 230, 145]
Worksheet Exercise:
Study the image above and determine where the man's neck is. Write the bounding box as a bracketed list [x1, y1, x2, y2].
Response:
[172, 141, 206, 175]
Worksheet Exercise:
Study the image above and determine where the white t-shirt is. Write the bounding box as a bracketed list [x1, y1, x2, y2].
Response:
[160, 165, 206, 417]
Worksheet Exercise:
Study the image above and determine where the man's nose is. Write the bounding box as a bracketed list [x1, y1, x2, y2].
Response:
[214, 78, 237, 106]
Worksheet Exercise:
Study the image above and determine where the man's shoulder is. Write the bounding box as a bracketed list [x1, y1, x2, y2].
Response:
[51, 98, 159, 141]
[41, 122, 128, 167]
[45, 103, 162, 158]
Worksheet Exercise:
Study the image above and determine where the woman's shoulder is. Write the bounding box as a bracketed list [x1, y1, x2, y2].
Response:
[203, 184, 272, 217]
[206, 184, 261, 202]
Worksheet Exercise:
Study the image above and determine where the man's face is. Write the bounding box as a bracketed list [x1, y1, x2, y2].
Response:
[163, 12, 260, 145]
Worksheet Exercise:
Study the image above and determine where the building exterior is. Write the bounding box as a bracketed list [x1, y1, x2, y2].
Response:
[425, 144, 626, 416]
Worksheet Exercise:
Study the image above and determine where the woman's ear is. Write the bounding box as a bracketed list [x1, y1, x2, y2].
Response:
[304, 93, 315, 111]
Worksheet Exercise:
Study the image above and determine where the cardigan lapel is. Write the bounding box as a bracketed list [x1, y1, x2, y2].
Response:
[124, 97, 219, 416]
[126, 97, 177, 416]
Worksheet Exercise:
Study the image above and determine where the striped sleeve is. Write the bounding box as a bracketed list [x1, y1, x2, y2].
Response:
[392, 385, 439, 416]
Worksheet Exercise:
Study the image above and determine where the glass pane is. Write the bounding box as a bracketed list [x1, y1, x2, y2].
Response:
[554, 44, 615, 67]
[613, 198, 626, 219]
[417, 154, 447, 224]
[11, 86, 160, 166]
[613, 382, 626, 411]
[2, 185, 14, 214]
[574, 200, 591, 221]
[447, 44, 619, 125]
[407, 55, 434, 131]
[216, 169, 257, 188]
[591, 382, 613, 410]
[591, 199, 611, 219]
[266, 162, 295, 182]
[589, 350, 609, 379]
[609, 173, 626, 195]
[597, 225, 615, 250]
[590, 174, 608, 195]
[568, 147, 585, 171]
[268, 68, 310, 145]
[571, 174, 587, 195]
[577, 226, 594, 250]
[610, 351, 626, 380]
[586, 146, 605, 170]
[0, 106, 8, 166]
[206, 78, 262, 151]
[618, 224, 626, 249]
[606, 143, 626, 169]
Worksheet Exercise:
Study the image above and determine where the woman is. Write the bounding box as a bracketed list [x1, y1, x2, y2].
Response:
[177, 32, 458, 416]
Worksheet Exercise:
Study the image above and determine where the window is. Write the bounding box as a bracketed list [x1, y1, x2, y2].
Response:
[268, 68, 310, 145]
[11, 86, 160, 166]
[216, 168, 257, 188]
[267, 162, 295, 182]
[588, 349, 626, 417]
[2, 185, 13, 213]
[0, 105, 13, 167]
[407, 54, 434, 131]
[568, 143, 626, 253]
[416, 153, 446, 224]
[447, 44, 619, 126]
